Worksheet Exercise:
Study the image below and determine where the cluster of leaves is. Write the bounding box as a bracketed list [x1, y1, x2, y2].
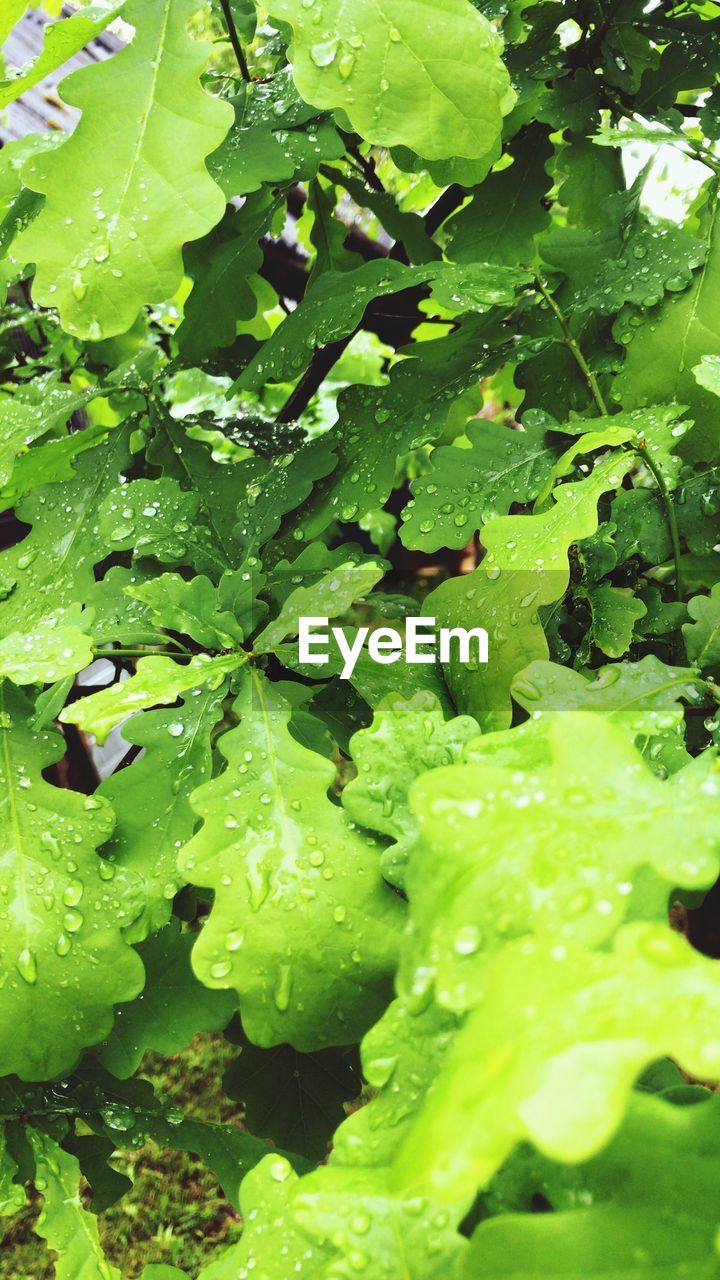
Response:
[2, 0, 720, 1275]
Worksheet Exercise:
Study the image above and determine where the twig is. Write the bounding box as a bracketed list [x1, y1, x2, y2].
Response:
[535, 275, 609, 416]
[218, 0, 250, 82]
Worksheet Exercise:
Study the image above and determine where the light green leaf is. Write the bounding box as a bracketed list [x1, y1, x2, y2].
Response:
[683, 584, 720, 671]
[511, 655, 703, 720]
[343, 691, 479, 891]
[180, 669, 404, 1050]
[96, 922, 236, 1077]
[14, 0, 233, 339]
[98, 684, 228, 938]
[392, 924, 720, 1204]
[0, 682, 144, 1080]
[0, 1, 28, 45]
[59, 652, 242, 745]
[215, 1153, 467, 1280]
[0, 612, 93, 685]
[29, 1131, 122, 1280]
[266, 0, 514, 161]
[0, 5, 121, 110]
[694, 353, 720, 397]
[583, 584, 647, 658]
[403, 711, 720, 1014]
[427, 453, 635, 729]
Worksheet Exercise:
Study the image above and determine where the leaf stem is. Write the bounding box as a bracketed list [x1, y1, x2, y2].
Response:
[634, 440, 684, 600]
[218, 0, 251, 82]
[535, 275, 609, 416]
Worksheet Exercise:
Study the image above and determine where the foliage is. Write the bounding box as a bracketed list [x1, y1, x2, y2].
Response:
[1, 0, 720, 1276]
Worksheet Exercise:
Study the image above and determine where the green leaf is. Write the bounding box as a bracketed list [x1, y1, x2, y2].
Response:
[0, 380, 106, 489]
[255, 560, 385, 650]
[510, 655, 703, 722]
[0, 682, 144, 1080]
[294, 316, 508, 540]
[403, 712, 720, 1017]
[127, 571, 253, 650]
[98, 476, 228, 577]
[446, 128, 553, 267]
[0, 1, 28, 45]
[224, 1026, 360, 1162]
[179, 669, 404, 1050]
[208, 67, 344, 198]
[97, 684, 228, 938]
[0, 5, 121, 110]
[343, 691, 479, 891]
[59, 652, 243, 745]
[14, 0, 233, 339]
[683, 584, 720, 672]
[0, 1127, 24, 1217]
[583, 584, 647, 658]
[613, 190, 720, 458]
[266, 0, 514, 161]
[177, 196, 280, 364]
[0, 422, 114, 514]
[96, 923, 236, 1077]
[427, 453, 635, 729]
[213, 1153, 467, 1280]
[466, 1092, 720, 1278]
[694, 353, 720, 397]
[0, 426, 132, 633]
[0, 611, 93, 685]
[29, 1130, 122, 1280]
[401, 416, 557, 553]
[232, 260, 528, 396]
[392, 924, 720, 1204]
[550, 218, 708, 317]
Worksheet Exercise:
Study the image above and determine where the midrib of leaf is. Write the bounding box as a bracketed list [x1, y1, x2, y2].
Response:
[606, 674, 702, 713]
[115, 0, 173, 235]
[46, 429, 126, 586]
[250, 667, 284, 805]
[365, 0, 465, 131]
[0, 685, 32, 954]
[678, 188, 718, 376]
[148, 687, 223, 870]
[696, 625, 720, 669]
[33, 1136, 116, 1275]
